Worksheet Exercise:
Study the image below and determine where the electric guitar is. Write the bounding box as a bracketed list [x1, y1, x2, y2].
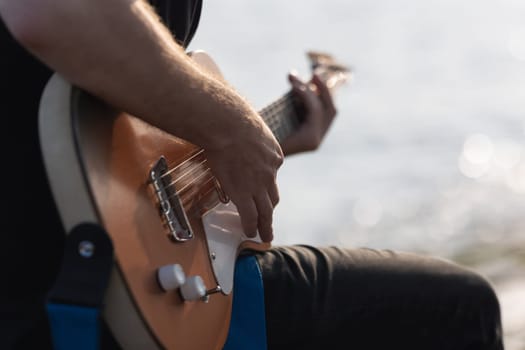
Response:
[39, 51, 350, 349]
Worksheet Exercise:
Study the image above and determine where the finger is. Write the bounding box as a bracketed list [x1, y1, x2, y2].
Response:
[312, 74, 337, 116]
[267, 179, 280, 207]
[233, 196, 258, 238]
[288, 72, 307, 92]
[289, 73, 318, 112]
[288, 70, 304, 84]
[254, 192, 274, 242]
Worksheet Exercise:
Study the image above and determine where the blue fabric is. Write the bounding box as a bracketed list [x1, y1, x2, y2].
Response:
[46, 255, 266, 350]
[46, 303, 100, 350]
[223, 255, 267, 350]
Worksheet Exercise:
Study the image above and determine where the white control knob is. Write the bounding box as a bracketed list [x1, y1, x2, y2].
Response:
[157, 264, 186, 292]
[180, 276, 206, 301]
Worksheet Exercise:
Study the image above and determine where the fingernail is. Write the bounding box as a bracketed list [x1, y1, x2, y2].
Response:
[288, 71, 300, 83]
[289, 77, 305, 90]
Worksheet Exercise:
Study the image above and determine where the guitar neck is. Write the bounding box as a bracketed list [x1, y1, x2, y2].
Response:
[258, 91, 301, 143]
[257, 52, 351, 143]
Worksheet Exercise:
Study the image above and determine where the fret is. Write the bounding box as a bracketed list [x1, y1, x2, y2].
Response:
[259, 91, 299, 143]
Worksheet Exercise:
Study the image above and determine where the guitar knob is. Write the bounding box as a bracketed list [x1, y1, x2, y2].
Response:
[180, 276, 206, 301]
[157, 264, 186, 292]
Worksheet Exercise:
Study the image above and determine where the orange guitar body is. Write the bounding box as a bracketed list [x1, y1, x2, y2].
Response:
[39, 51, 269, 349]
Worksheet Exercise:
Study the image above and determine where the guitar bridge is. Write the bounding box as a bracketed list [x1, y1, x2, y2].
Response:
[150, 157, 193, 241]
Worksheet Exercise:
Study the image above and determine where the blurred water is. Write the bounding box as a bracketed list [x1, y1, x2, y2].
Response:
[189, 0, 525, 347]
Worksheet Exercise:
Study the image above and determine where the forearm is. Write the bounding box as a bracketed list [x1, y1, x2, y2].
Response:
[0, 0, 257, 150]
[1, 0, 284, 240]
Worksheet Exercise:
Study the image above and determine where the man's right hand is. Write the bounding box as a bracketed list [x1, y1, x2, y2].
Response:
[204, 107, 283, 243]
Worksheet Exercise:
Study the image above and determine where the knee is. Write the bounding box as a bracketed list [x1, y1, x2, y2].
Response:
[457, 269, 500, 315]
[448, 267, 503, 343]
[418, 256, 501, 315]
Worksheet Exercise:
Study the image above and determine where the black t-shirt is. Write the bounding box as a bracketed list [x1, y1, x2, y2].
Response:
[0, 1, 201, 347]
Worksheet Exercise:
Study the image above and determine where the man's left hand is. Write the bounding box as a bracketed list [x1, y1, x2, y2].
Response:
[280, 72, 338, 156]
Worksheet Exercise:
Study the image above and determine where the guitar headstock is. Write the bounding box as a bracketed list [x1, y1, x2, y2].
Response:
[307, 50, 352, 91]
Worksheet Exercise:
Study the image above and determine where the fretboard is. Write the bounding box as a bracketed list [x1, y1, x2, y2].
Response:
[258, 91, 301, 143]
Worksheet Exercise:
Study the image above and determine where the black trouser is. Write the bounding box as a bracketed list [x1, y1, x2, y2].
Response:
[255, 245, 504, 350]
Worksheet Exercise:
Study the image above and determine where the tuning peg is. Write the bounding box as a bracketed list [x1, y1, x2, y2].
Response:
[180, 276, 207, 301]
[307, 51, 334, 66]
[157, 264, 186, 292]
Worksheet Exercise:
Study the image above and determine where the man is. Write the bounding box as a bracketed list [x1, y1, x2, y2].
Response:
[0, 0, 504, 349]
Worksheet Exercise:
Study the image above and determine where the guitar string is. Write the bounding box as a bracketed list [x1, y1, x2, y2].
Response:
[259, 91, 292, 119]
[180, 178, 217, 207]
[157, 92, 298, 199]
[160, 148, 205, 179]
[261, 96, 292, 126]
[261, 95, 295, 137]
[268, 96, 294, 124]
[162, 171, 214, 207]
[164, 158, 208, 189]
[171, 167, 212, 197]
[266, 100, 296, 141]
[179, 176, 215, 207]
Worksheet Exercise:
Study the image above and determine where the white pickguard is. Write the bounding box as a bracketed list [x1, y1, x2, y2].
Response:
[202, 202, 262, 295]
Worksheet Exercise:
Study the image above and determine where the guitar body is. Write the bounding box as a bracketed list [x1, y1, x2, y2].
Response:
[39, 51, 269, 349]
